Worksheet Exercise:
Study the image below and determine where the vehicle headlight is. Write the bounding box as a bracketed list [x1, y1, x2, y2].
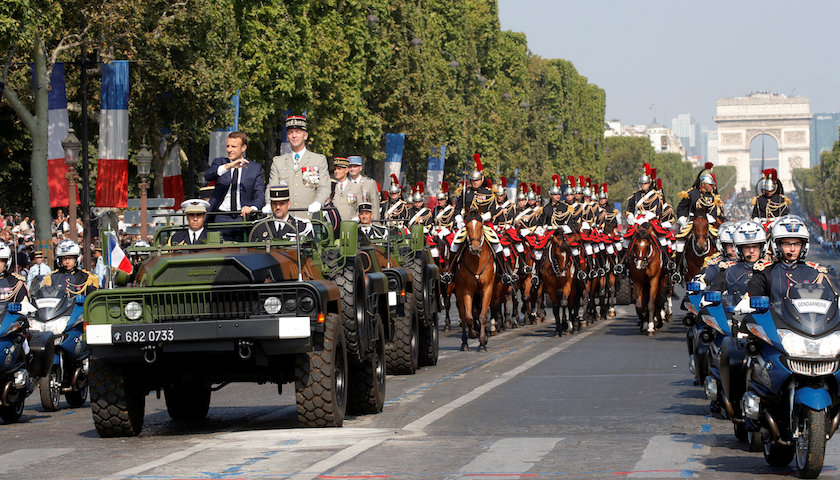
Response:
[264, 296, 282, 315]
[124, 301, 143, 321]
[46, 317, 70, 335]
[27, 319, 46, 332]
[299, 295, 315, 313]
[778, 329, 840, 357]
[285, 298, 297, 312]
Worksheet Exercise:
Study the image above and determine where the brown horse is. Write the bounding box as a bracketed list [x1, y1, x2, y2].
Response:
[454, 210, 495, 351]
[432, 234, 458, 332]
[537, 231, 579, 336]
[682, 212, 719, 283]
[629, 221, 667, 336]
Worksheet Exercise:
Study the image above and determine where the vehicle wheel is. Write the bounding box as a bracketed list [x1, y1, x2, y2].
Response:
[408, 257, 429, 325]
[748, 430, 763, 452]
[89, 357, 146, 437]
[734, 422, 748, 442]
[348, 317, 386, 414]
[65, 384, 88, 408]
[386, 293, 419, 374]
[295, 313, 348, 427]
[332, 260, 364, 360]
[764, 439, 795, 468]
[39, 365, 62, 412]
[164, 381, 211, 421]
[419, 312, 439, 366]
[795, 408, 827, 478]
[616, 276, 632, 305]
[0, 398, 24, 423]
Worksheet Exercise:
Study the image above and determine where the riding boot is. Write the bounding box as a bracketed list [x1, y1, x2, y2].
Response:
[440, 248, 463, 284]
[494, 251, 515, 285]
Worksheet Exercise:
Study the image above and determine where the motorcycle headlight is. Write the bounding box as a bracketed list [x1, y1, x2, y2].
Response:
[47, 317, 70, 335]
[124, 302, 143, 321]
[27, 319, 47, 332]
[778, 329, 840, 357]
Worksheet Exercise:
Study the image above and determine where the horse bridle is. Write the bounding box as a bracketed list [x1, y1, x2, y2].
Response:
[466, 220, 485, 255]
[631, 232, 657, 270]
[691, 234, 711, 257]
[548, 240, 567, 277]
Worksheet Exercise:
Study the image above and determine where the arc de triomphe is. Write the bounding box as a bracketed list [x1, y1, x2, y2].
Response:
[715, 92, 810, 193]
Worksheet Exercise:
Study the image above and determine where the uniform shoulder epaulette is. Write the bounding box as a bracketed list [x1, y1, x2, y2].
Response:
[751, 197, 757, 205]
[784, 196, 791, 206]
[678, 190, 689, 200]
[754, 260, 773, 271]
[806, 261, 828, 273]
[719, 260, 736, 269]
[12, 273, 24, 281]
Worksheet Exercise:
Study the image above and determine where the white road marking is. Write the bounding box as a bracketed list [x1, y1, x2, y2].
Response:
[453, 437, 562, 479]
[630, 435, 709, 478]
[0, 449, 74, 474]
[100, 441, 222, 479]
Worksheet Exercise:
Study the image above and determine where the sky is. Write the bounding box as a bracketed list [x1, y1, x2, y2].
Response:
[498, 0, 840, 131]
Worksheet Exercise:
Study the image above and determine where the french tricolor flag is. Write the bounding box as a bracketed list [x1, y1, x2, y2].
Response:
[96, 61, 129, 208]
[107, 232, 132, 274]
[44, 63, 80, 208]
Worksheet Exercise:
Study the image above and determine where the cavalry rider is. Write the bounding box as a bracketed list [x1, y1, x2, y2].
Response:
[433, 181, 455, 229]
[692, 220, 739, 288]
[490, 177, 514, 225]
[512, 183, 532, 226]
[249, 184, 314, 241]
[382, 174, 409, 220]
[541, 174, 566, 225]
[42, 239, 98, 296]
[0, 244, 30, 304]
[407, 182, 432, 227]
[751, 168, 790, 220]
[624, 163, 664, 221]
[358, 200, 388, 240]
[742, 215, 835, 310]
[596, 184, 622, 258]
[441, 154, 517, 285]
[676, 161, 726, 228]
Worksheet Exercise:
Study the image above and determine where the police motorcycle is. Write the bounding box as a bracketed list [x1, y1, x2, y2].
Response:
[0, 246, 54, 423]
[740, 218, 840, 477]
[26, 242, 92, 411]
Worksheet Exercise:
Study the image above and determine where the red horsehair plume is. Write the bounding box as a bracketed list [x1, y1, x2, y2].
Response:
[486, 178, 492, 188]
[656, 179, 662, 190]
[586, 177, 592, 188]
[704, 162, 714, 170]
[520, 183, 529, 194]
[568, 175, 576, 187]
[390, 173, 399, 186]
[500, 177, 507, 188]
[530, 182, 536, 193]
[763, 168, 778, 180]
[577, 175, 585, 187]
[441, 181, 449, 193]
[552, 174, 561, 187]
[643, 163, 651, 176]
[375, 181, 381, 192]
[651, 168, 657, 179]
[593, 184, 599, 195]
[473, 153, 483, 172]
[536, 185, 542, 196]
[411, 184, 417, 195]
[601, 183, 608, 194]
[417, 181, 424, 194]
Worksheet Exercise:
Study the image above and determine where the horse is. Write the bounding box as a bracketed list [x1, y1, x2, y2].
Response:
[432, 234, 457, 332]
[681, 211, 719, 283]
[628, 221, 667, 336]
[453, 210, 496, 351]
[536, 230, 579, 336]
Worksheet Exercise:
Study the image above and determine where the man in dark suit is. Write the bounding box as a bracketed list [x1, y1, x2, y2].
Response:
[204, 131, 265, 223]
[249, 184, 313, 242]
[169, 199, 210, 245]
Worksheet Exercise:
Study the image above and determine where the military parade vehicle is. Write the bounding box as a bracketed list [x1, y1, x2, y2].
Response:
[84, 215, 388, 437]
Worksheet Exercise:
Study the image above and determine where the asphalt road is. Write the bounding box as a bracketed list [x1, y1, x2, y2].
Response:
[3, 246, 840, 480]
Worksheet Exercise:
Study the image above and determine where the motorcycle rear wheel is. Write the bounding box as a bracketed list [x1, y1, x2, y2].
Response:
[795, 407, 827, 479]
[0, 398, 24, 423]
[39, 366, 62, 412]
[764, 440, 794, 468]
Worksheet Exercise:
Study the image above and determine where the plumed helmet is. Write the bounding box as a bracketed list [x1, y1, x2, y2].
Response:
[389, 174, 401, 194]
[494, 177, 507, 196]
[639, 163, 652, 185]
[549, 174, 562, 195]
[437, 181, 449, 200]
[698, 162, 716, 186]
[518, 183, 529, 201]
[575, 175, 584, 194]
[527, 182, 537, 201]
[760, 168, 778, 192]
[412, 182, 424, 202]
[536, 185, 542, 199]
[469, 153, 484, 181]
[769, 215, 810, 261]
[598, 183, 608, 200]
[566, 176, 576, 195]
[733, 221, 767, 261]
[715, 221, 739, 253]
[582, 177, 592, 197]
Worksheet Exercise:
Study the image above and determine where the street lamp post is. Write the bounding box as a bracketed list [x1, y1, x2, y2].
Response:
[62, 128, 81, 244]
[135, 145, 153, 242]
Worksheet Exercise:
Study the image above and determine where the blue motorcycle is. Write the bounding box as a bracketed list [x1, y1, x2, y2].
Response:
[28, 275, 90, 411]
[0, 298, 53, 423]
[742, 282, 840, 478]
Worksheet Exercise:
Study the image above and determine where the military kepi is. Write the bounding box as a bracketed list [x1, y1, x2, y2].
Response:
[285, 115, 307, 131]
[333, 157, 349, 168]
[181, 199, 210, 214]
[358, 201, 373, 212]
[348, 155, 363, 166]
[268, 184, 290, 202]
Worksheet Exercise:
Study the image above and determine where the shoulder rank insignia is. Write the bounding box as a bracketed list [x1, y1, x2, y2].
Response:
[806, 261, 828, 273]
[751, 197, 757, 205]
[719, 260, 736, 269]
[753, 260, 773, 271]
[12, 273, 24, 281]
[678, 190, 690, 200]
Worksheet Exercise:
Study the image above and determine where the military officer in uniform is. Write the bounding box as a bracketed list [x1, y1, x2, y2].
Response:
[454, 154, 495, 226]
[751, 168, 790, 220]
[250, 184, 314, 242]
[346, 156, 380, 220]
[332, 157, 359, 221]
[433, 181, 455, 228]
[490, 177, 514, 225]
[540, 175, 565, 226]
[26, 250, 51, 290]
[382, 174, 409, 220]
[169, 199, 211, 245]
[625, 163, 663, 220]
[676, 161, 726, 227]
[265, 115, 329, 216]
[0, 244, 30, 303]
[42, 239, 98, 296]
[358, 201, 388, 240]
[407, 182, 432, 227]
[596, 184, 619, 231]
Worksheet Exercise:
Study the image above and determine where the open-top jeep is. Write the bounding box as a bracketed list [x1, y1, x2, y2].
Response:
[85, 216, 388, 437]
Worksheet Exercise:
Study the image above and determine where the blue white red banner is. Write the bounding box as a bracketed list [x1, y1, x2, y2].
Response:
[96, 61, 130, 208]
[426, 145, 446, 198]
[384, 133, 405, 189]
[42, 63, 79, 208]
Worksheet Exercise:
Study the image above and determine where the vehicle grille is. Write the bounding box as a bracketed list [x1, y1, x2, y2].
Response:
[105, 290, 263, 322]
[786, 358, 840, 376]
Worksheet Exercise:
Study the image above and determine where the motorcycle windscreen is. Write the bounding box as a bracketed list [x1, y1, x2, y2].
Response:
[771, 282, 840, 337]
[34, 273, 76, 321]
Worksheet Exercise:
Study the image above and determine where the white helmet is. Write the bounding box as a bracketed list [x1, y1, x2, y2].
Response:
[56, 239, 81, 264]
[715, 221, 739, 253]
[0, 244, 11, 272]
[769, 215, 809, 261]
[733, 221, 767, 261]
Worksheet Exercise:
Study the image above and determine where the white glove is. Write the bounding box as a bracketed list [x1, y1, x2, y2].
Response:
[733, 296, 754, 314]
[308, 201, 321, 214]
[455, 214, 465, 229]
[481, 211, 491, 221]
[677, 216, 688, 228]
[351, 216, 359, 222]
[262, 204, 272, 214]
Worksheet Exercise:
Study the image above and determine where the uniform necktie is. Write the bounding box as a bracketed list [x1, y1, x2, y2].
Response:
[230, 168, 239, 211]
[192, 233, 197, 244]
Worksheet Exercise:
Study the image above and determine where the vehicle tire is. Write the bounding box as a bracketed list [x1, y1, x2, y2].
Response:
[332, 260, 364, 360]
[419, 312, 439, 366]
[795, 407, 827, 478]
[748, 430, 764, 452]
[408, 257, 429, 325]
[764, 439, 795, 468]
[616, 276, 632, 305]
[89, 357, 146, 437]
[734, 422, 748, 442]
[39, 365, 62, 412]
[295, 313, 348, 427]
[164, 381, 211, 421]
[0, 398, 24, 423]
[385, 293, 419, 374]
[65, 384, 88, 408]
[348, 317, 386, 414]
